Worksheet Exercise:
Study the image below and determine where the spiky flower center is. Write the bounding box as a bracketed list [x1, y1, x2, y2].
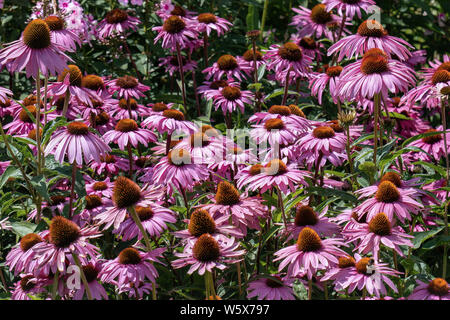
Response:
[326, 66, 343, 77]
[310, 4, 332, 25]
[85, 195, 103, 210]
[49, 216, 81, 248]
[431, 70, 450, 85]
[163, 15, 186, 34]
[189, 209, 216, 237]
[342, 0, 361, 4]
[0, 99, 11, 108]
[427, 278, 449, 296]
[215, 181, 240, 205]
[193, 234, 220, 262]
[105, 9, 129, 24]
[296, 227, 322, 252]
[288, 104, 305, 117]
[82, 75, 104, 91]
[217, 55, 238, 71]
[44, 16, 65, 30]
[222, 86, 241, 100]
[116, 75, 138, 89]
[112, 176, 142, 209]
[210, 80, 228, 89]
[152, 102, 168, 112]
[50, 195, 66, 206]
[295, 205, 319, 226]
[27, 128, 43, 141]
[368, 212, 391, 236]
[93, 181, 108, 191]
[168, 149, 192, 166]
[421, 129, 443, 144]
[101, 154, 116, 163]
[358, 20, 386, 37]
[375, 181, 400, 203]
[264, 118, 285, 131]
[249, 164, 263, 175]
[356, 257, 374, 275]
[361, 55, 389, 75]
[299, 37, 316, 50]
[190, 132, 210, 148]
[19, 105, 38, 123]
[95, 112, 110, 126]
[169, 55, 186, 67]
[20, 233, 43, 252]
[58, 65, 83, 87]
[171, 5, 186, 16]
[243, 49, 263, 62]
[118, 248, 142, 265]
[265, 276, 284, 288]
[268, 105, 291, 116]
[230, 147, 243, 155]
[202, 125, 220, 137]
[82, 264, 99, 283]
[135, 157, 149, 168]
[338, 256, 356, 268]
[67, 121, 89, 135]
[278, 42, 303, 62]
[246, 30, 261, 39]
[163, 109, 185, 121]
[380, 172, 402, 187]
[23, 19, 51, 49]
[313, 126, 335, 139]
[351, 211, 367, 223]
[198, 13, 217, 24]
[115, 119, 138, 132]
[20, 276, 36, 292]
[135, 206, 154, 221]
[23, 95, 41, 107]
[265, 159, 288, 175]
[327, 120, 344, 133]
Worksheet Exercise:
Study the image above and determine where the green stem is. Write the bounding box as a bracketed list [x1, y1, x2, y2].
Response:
[441, 98, 449, 279]
[128, 205, 152, 250]
[72, 253, 93, 300]
[260, 0, 269, 41]
[373, 93, 381, 166]
[51, 269, 59, 300]
[62, 90, 71, 118]
[276, 187, 287, 229]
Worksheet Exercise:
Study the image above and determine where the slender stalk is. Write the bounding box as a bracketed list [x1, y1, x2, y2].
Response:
[276, 186, 287, 228]
[373, 93, 381, 166]
[324, 280, 328, 300]
[187, 51, 201, 116]
[166, 133, 172, 156]
[237, 262, 242, 296]
[175, 42, 187, 109]
[128, 205, 152, 250]
[204, 272, 210, 299]
[260, 0, 269, 41]
[252, 39, 261, 112]
[0, 268, 8, 293]
[123, 41, 142, 82]
[51, 269, 59, 300]
[127, 143, 134, 178]
[331, 10, 347, 66]
[61, 90, 71, 118]
[308, 279, 313, 300]
[72, 253, 93, 300]
[281, 69, 291, 105]
[43, 76, 49, 125]
[68, 162, 77, 219]
[35, 70, 42, 176]
[203, 32, 209, 68]
[441, 98, 449, 279]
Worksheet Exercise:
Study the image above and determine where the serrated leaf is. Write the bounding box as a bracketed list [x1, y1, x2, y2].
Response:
[412, 227, 444, 249]
[10, 221, 37, 237]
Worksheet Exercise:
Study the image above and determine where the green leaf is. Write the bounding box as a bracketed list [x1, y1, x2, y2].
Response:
[421, 235, 450, 250]
[305, 186, 358, 203]
[412, 227, 445, 249]
[30, 175, 51, 202]
[0, 166, 21, 189]
[246, 5, 259, 31]
[10, 221, 37, 237]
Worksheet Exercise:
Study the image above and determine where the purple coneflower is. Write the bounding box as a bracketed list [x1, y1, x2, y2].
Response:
[72, 261, 108, 300]
[45, 121, 111, 165]
[0, 86, 12, 103]
[203, 54, 251, 81]
[44, 15, 81, 52]
[0, 19, 70, 77]
[213, 85, 253, 114]
[309, 65, 343, 104]
[197, 79, 237, 100]
[408, 278, 450, 300]
[85, 176, 114, 198]
[142, 108, 197, 135]
[11, 275, 49, 300]
[153, 15, 198, 51]
[5, 232, 47, 276]
[103, 119, 157, 150]
[264, 42, 312, 79]
[323, 0, 376, 20]
[172, 234, 244, 275]
[158, 54, 197, 76]
[328, 20, 413, 62]
[106, 75, 150, 100]
[274, 227, 347, 279]
[173, 132, 224, 165]
[97, 8, 140, 39]
[247, 275, 295, 300]
[89, 154, 129, 176]
[196, 13, 232, 36]
[407, 126, 450, 162]
[250, 117, 299, 147]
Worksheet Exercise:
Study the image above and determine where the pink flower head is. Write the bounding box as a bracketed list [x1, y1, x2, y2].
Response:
[11, 274, 49, 300]
[328, 20, 413, 62]
[89, 154, 129, 176]
[0, 19, 71, 78]
[99, 246, 165, 293]
[153, 15, 198, 51]
[203, 54, 251, 81]
[45, 121, 111, 165]
[0, 86, 12, 104]
[103, 119, 157, 150]
[172, 234, 245, 275]
[44, 15, 82, 52]
[247, 275, 295, 300]
[250, 117, 300, 147]
[97, 8, 140, 39]
[106, 75, 150, 101]
[290, 4, 350, 40]
[309, 65, 343, 104]
[141, 108, 197, 135]
[197, 79, 238, 100]
[323, 0, 376, 20]
[71, 260, 108, 300]
[195, 13, 232, 36]
[213, 84, 253, 114]
[408, 278, 450, 300]
[407, 126, 450, 162]
[158, 54, 197, 76]
[274, 227, 347, 279]
[338, 49, 416, 101]
[264, 42, 312, 79]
